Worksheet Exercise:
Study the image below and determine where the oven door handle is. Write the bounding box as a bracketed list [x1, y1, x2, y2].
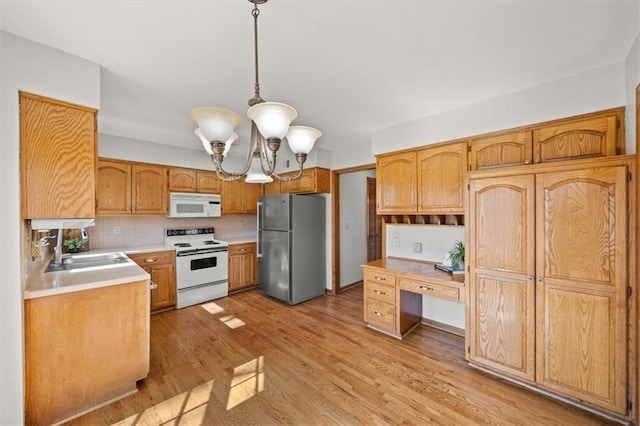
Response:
[256, 201, 262, 258]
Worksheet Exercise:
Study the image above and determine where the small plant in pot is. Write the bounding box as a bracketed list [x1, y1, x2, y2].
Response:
[63, 238, 84, 253]
[449, 240, 465, 271]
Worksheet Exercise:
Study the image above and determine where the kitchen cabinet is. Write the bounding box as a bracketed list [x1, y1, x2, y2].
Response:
[229, 242, 257, 292]
[263, 179, 281, 195]
[96, 158, 168, 215]
[222, 180, 262, 214]
[376, 151, 417, 214]
[280, 167, 331, 194]
[168, 167, 221, 194]
[417, 142, 467, 213]
[127, 251, 176, 312]
[467, 157, 633, 416]
[469, 130, 533, 170]
[24, 279, 149, 425]
[20, 92, 97, 219]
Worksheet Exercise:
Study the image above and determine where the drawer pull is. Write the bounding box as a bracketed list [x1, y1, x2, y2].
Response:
[419, 285, 434, 291]
[374, 311, 384, 317]
[240, 248, 246, 252]
[374, 290, 386, 295]
[145, 259, 156, 263]
[374, 276, 386, 281]
[149, 281, 158, 290]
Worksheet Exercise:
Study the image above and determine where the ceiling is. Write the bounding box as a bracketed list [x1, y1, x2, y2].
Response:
[1, 1, 638, 158]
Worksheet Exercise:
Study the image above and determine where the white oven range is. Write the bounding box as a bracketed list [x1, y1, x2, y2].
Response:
[165, 227, 229, 309]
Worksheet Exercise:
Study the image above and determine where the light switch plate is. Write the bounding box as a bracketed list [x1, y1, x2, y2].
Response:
[413, 242, 422, 253]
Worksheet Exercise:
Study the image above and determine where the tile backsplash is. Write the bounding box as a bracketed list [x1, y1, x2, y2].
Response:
[88, 215, 257, 249]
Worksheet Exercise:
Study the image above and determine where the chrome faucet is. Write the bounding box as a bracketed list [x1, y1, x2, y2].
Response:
[40, 229, 64, 265]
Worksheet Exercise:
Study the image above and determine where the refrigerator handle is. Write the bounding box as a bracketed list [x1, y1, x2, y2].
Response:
[256, 201, 262, 258]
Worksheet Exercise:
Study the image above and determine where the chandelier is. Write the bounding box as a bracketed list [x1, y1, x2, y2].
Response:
[189, 0, 321, 183]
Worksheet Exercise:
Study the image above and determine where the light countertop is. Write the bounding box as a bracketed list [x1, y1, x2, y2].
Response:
[224, 236, 257, 245]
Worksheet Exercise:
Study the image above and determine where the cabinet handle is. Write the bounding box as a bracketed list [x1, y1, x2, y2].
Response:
[149, 281, 158, 290]
[528, 275, 534, 281]
[374, 311, 384, 317]
[145, 259, 156, 263]
[374, 290, 386, 295]
[240, 248, 246, 252]
[419, 285, 434, 291]
[374, 276, 386, 281]
[537, 277, 543, 283]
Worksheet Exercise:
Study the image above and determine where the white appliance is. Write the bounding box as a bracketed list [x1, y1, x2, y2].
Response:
[168, 192, 221, 218]
[165, 227, 229, 308]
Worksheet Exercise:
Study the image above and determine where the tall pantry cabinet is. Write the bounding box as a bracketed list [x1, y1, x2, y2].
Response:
[467, 156, 634, 417]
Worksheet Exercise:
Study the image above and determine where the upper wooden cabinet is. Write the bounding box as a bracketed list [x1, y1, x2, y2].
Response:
[469, 130, 533, 170]
[20, 92, 97, 219]
[533, 113, 618, 163]
[417, 142, 467, 213]
[377, 151, 417, 214]
[221, 180, 262, 214]
[97, 158, 168, 216]
[280, 167, 331, 194]
[168, 168, 220, 194]
[263, 179, 281, 195]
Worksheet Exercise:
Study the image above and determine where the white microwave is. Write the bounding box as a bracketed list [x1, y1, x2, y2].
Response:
[169, 192, 221, 218]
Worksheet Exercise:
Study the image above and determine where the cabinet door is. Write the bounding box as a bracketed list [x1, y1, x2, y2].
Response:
[533, 115, 618, 163]
[132, 164, 168, 215]
[376, 152, 417, 214]
[229, 243, 257, 291]
[222, 180, 245, 213]
[168, 168, 197, 192]
[196, 171, 221, 194]
[468, 174, 536, 382]
[417, 142, 467, 213]
[535, 166, 628, 415]
[244, 182, 262, 213]
[96, 160, 131, 215]
[470, 130, 533, 170]
[263, 179, 281, 195]
[150, 263, 176, 311]
[20, 92, 97, 219]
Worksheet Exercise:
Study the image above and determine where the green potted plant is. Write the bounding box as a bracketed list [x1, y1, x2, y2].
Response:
[448, 240, 465, 271]
[63, 238, 84, 253]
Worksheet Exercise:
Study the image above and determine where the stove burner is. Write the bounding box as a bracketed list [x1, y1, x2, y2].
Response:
[203, 240, 220, 245]
[174, 243, 192, 248]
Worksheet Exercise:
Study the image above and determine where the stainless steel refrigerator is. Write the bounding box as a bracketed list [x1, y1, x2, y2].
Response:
[257, 193, 326, 305]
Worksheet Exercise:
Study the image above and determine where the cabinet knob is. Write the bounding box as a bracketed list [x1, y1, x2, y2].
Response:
[374, 311, 384, 317]
[537, 277, 543, 283]
[145, 259, 155, 263]
[374, 276, 386, 281]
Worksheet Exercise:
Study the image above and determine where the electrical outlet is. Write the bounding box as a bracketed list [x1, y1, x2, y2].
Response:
[413, 242, 422, 253]
[113, 226, 120, 235]
[393, 236, 399, 248]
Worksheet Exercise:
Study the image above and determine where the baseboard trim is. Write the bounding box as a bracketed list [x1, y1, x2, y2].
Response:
[421, 318, 464, 337]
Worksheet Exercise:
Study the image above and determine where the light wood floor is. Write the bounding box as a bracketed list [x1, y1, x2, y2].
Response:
[69, 285, 615, 425]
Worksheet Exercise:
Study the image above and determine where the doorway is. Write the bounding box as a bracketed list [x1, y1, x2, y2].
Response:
[366, 177, 382, 262]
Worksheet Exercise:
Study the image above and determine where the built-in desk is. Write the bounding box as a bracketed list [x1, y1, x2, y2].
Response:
[361, 257, 465, 339]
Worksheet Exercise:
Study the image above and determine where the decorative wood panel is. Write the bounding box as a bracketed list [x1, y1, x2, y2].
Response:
[20, 92, 96, 219]
[377, 151, 417, 214]
[536, 166, 628, 414]
[196, 171, 221, 193]
[417, 142, 467, 213]
[468, 174, 536, 381]
[470, 130, 533, 170]
[96, 160, 131, 215]
[132, 164, 168, 215]
[168, 168, 197, 192]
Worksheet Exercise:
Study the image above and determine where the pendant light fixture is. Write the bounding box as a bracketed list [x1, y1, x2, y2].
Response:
[189, 0, 321, 183]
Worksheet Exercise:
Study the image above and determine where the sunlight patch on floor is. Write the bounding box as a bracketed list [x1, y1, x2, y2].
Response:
[227, 356, 264, 410]
[201, 302, 224, 315]
[112, 380, 214, 425]
[220, 315, 245, 329]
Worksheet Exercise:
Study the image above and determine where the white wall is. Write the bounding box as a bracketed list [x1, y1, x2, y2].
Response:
[339, 170, 376, 286]
[0, 31, 101, 425]
[372, 62, 629, 155]
[386, 225, 466, 329]
[625, 33, 640, 154]
[330, 140, 376, 170]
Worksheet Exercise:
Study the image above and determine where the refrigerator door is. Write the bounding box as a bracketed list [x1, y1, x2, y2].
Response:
[260, 194, 291, 231]
[258, 229, 291, 303]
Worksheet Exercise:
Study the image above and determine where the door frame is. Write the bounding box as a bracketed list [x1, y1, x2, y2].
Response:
[331, 163, 376, 295]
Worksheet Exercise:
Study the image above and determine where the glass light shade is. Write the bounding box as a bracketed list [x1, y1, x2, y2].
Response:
[286, 126, 321, 154]
[189, 107, 241, 143]
[247, 102, 297, 140]
[245, 156, 273, 183]
[195, 129, 238, 156]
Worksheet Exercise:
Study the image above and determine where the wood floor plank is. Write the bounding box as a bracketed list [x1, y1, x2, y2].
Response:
[67, 286, 616, 425]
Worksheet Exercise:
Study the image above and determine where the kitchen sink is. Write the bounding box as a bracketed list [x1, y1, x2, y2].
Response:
[45, 252, 130, 273]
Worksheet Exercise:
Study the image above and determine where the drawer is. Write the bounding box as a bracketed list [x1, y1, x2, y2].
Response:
[127, 251, 174, 266]
[229, 243, 256, 256]
[399, 278, 459, 302]
[365, 281, 395, 304]
[365, 299, 395, 331]
[363, 269, 396, 286]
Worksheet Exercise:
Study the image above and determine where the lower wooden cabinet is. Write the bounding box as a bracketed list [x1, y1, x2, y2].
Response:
[229, 242, 257, 292]
[127, 251, 176, 312]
